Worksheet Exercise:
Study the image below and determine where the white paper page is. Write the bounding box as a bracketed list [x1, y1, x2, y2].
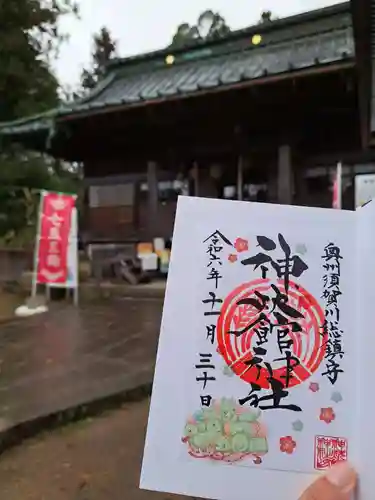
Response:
[141, 196, 358, 500]
[356, 200, 375, 500]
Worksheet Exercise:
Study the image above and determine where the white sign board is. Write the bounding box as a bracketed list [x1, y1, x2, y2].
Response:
[141, 196, 374, 500]
[49, 207, 78, 289]
[355, 174, 375, 208]
[65, 207, 78, 288]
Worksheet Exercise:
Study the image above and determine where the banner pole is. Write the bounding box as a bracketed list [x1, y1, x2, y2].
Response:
[73, 207, 79, 306]
[73, 264, 79, 306]
[31, 190, 45, 298]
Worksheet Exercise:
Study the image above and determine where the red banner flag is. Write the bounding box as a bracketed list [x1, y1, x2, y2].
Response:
[35, 192, 76, 285]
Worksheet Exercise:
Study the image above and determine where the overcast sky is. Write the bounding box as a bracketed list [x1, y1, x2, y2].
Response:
[55, 0, 343, 90]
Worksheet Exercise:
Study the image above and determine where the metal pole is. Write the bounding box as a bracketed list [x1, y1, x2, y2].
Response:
[73, 238, 79, 307]
[73, 285, 79, 306]
[71, 207, 79, 306]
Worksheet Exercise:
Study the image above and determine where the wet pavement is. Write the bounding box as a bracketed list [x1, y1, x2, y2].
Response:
[0, 399, 188, 500]
[0, 298, 162, 430]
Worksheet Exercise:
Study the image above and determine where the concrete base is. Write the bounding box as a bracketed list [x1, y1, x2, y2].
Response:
[80, 281, 166, 301]
[19, 272, 166, 301]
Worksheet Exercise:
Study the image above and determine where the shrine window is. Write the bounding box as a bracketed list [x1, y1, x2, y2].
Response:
[140, 180, 186, 203]
[89, 183, 135, 207]
[222, 184, 268, 201]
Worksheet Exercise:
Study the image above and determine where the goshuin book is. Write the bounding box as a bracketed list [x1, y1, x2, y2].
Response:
[141, 196, 373, 500]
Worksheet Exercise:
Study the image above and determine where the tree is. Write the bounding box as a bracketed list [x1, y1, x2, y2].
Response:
[0, 0, 78, 122]
[80, 27, 117, 93]
[0, 146, 81, 247]
[199, 10, 230, 40]
[258, 11, 276, 23]
[171, 23, 199, 48]
[0, 0, 79, 245]
[171, 10, 230, 49]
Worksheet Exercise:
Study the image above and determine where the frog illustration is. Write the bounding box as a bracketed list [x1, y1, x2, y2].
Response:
[220, 397, 237, 422]
[248, 437, 268, 454]
[238, 409, 261, 422]
[206, 419, 222, 436]
[193, 410, 204, 422]
[216, 435, 232, 453]
[202, 407, 218, 421]
[182, 422, 198, 444]
[231, 434, 268, 454]
[191, 432, 217, 452]
[232, 433, 250, 453]
[183, 398, 268, 462]
[226, 420, 257, 437]
[197, 421, 207, 433]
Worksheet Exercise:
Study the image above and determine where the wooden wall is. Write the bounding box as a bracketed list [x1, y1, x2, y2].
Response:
[88, 206, 135, 240]
[83, 173, 180, 243]
[85, 181, 137, 242]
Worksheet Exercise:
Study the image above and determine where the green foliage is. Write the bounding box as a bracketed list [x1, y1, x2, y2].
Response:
[0, 0, 80, 246]
[0, 0, 78, 122]
[171, 23, 200, 48]
[79, 27, 117, 94]
[258, 11, 276, 23]
[0, 147, 81, 246]
[170, 10, 230, 49]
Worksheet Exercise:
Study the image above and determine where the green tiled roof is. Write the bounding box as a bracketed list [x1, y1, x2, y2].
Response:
[0, 2, 354, 138]
[0, 73, 117, 137]
[0, 110, 55, 136]
[106, 2, 352, 70]
[71, 29, 353, 112]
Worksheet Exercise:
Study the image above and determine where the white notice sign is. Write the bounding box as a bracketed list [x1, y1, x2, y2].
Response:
[355, 174, 375, 208]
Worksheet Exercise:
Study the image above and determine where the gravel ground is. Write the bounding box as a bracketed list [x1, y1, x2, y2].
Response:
[0, 399, 188, 500]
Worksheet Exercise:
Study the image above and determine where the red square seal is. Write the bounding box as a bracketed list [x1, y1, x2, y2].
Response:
[315, 435, 348, 470]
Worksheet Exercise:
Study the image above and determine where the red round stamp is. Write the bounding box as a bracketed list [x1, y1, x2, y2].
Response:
[217, 279, 326, 389]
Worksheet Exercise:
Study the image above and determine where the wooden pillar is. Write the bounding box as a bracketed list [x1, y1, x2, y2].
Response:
[277, 144, 293, 205]
[147, 161, 158, 237]
[133, 180, 141, 230]
[193, 162, 199, 196]
[295, 164, 308, 206]
[268, 165, 278, 203]
[82, 186, 90, 240]
[237, 156, 243, 201]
